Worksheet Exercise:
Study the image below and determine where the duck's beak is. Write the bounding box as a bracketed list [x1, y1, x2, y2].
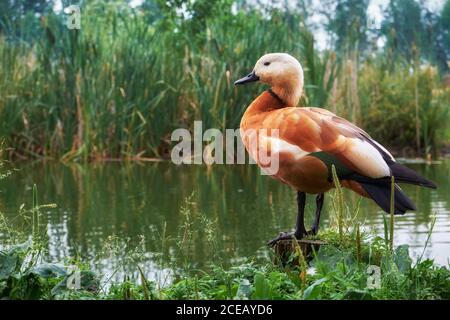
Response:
[234, 70, 259, 85]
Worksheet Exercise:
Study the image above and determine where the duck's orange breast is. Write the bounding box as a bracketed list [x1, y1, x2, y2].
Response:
[240, 91, 333, 194]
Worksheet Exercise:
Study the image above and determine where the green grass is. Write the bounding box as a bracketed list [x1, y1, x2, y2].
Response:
[1, 226, 449, 300]
[0, 4, 324, 160]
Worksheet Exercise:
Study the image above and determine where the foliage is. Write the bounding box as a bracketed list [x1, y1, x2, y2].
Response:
[0, 1, 448, 160]
[1, 228, 448, 300]
[325, 0, 370, 54]
[442, 0, 450, 52]
[356, 61, 450, 155]
[381, 0, 449, 72]
[0, 1, 335, 160]
[0, 241, 100, 299]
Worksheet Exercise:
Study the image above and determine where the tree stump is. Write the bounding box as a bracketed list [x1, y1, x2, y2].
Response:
[271, 239, 326, 266]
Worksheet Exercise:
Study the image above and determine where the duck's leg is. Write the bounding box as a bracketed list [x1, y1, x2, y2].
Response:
[294, 191, 307, 238]
[310, 193, 324, 235]
[268, 191, 307, 246]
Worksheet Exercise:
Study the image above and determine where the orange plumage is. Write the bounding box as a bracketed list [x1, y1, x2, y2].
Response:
[240, 90, 386, 196]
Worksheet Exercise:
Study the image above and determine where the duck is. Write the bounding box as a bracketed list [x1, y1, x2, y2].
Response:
[235, 53, 437, 245]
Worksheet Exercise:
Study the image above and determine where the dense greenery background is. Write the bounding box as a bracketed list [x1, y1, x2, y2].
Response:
[0, 0, 449, 161]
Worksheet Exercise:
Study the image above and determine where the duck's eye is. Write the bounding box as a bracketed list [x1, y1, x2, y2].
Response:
[264, 62, 271, 66]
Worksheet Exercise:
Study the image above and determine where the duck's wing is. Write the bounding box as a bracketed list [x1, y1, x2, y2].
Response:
[278, 107, 436, 214]
[280, 107, 436, 187]
[281, 107, 391, 179]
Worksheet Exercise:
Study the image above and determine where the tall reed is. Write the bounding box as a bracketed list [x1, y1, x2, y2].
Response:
[0, 3, 448, 161]
[389, 176, 395, 251]
[2, 4, 329, 160]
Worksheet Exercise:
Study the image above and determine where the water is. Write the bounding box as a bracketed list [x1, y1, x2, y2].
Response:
[0, 160, 449, 283]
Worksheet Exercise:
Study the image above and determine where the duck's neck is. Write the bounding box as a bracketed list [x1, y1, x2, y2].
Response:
[271, 80, 303, 108]
[240, 91, 285, 132]
[242, 91, 284, 117]
[241, 82, 303, 121]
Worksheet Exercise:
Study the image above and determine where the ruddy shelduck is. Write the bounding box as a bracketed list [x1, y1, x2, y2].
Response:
[235, 53, 437, 245]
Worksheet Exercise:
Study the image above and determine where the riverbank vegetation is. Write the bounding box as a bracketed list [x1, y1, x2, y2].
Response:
[1, 164, 449, 300]
[0, 0, 450, 161]
[1, 234, 449, 299]
[1, 199, 449, 300]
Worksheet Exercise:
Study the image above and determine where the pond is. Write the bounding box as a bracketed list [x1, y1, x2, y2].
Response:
[0, 159, 449, 284]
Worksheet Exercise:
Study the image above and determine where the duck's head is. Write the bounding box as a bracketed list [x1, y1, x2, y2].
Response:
[235, 53, 304, 107]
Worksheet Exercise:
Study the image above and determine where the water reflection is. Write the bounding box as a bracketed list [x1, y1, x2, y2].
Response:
[0, 160, 449, 282]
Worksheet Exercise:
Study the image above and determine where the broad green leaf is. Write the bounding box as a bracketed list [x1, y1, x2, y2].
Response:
[394, 245, 412, 274]
[303, 277, 327, 300]
[252, 272, 271, 299]
[235, 278, 251, 299]
[0, 252, 18, 280]
[6, 241, 31, 255]
[51, 270, 100, 296]
[30, 263, 67, 278]
[0, 281, 7, 296]
[311, 246, 357, 273]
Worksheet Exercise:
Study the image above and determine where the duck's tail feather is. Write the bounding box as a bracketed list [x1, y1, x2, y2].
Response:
[364, 137, 437, 189]
[388, 162, 437, 189]
[358, 181, 416, 215]
[348, 173, 416, 215]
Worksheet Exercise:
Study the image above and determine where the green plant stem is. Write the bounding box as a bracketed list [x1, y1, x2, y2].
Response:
[389, 176, 395, 252]
[356, 223, 361, 263]
[331, 165, 344, 241]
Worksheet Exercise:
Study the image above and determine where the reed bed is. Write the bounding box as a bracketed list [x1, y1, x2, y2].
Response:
[0, 3, 449, 161]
